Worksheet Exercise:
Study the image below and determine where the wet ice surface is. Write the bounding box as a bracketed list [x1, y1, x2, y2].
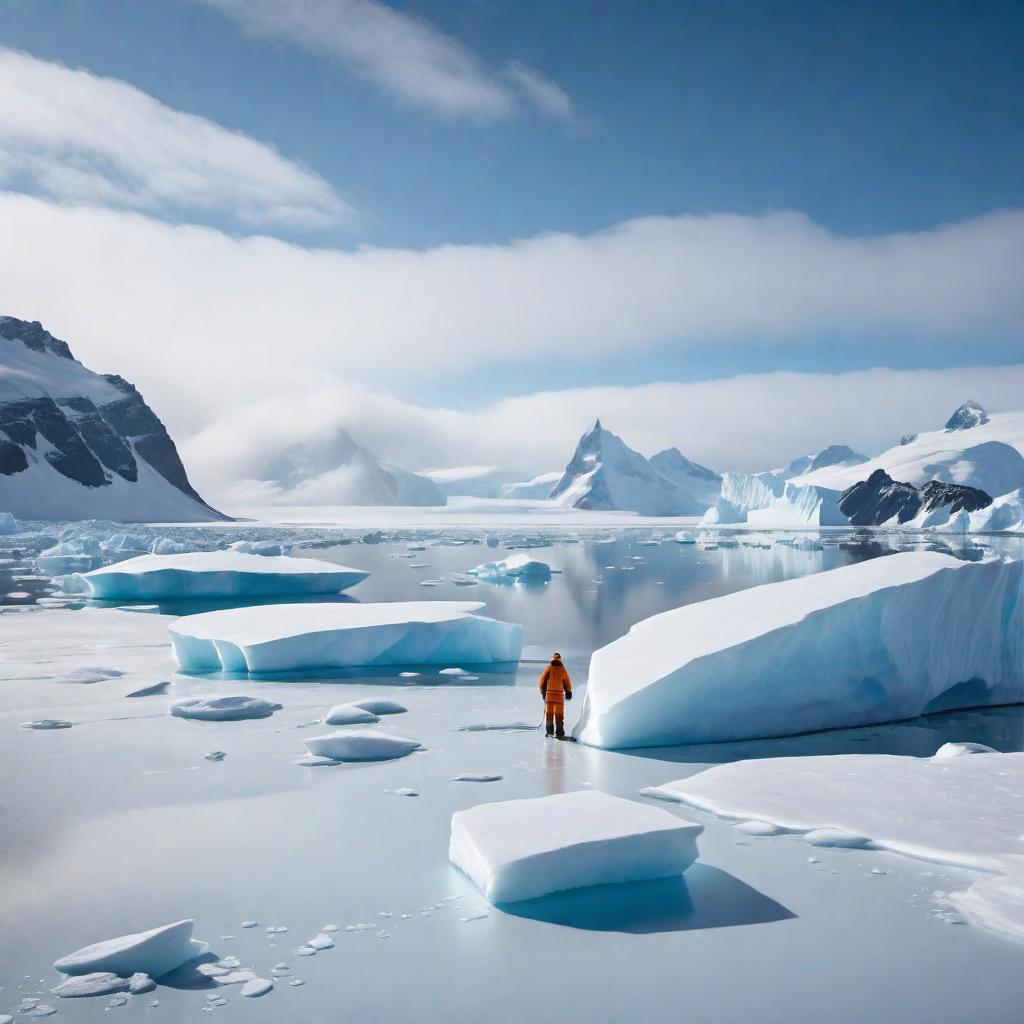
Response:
[2, 524, 1024, 1023]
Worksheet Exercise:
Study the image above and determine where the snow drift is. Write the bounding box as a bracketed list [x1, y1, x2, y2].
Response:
[73, 550, 368, 600]
[169, 601, 523, 674]
[449, 790, 702, 903]
[574, 552, 1024, 748]
[645, 747, 1024, 941]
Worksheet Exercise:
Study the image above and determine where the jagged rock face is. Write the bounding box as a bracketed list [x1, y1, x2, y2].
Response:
[945, 400, 989, 431]
[840, 468, 991, 525]
[0, 316, 221, 519]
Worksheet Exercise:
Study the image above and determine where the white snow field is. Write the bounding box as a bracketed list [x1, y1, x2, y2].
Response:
[169, 601, 524, 674]
[798, 408, 1024, 496]
[450, 790, 702, 903]
[70, 550, 368, 600]
[468, 552, 553, 582]
[302, 729, 422, 762]
[702, 471, 845, 527]
[644, 747, 1024, 941]
[575, 552, 1024, 748]
[53, 920, 207, 978]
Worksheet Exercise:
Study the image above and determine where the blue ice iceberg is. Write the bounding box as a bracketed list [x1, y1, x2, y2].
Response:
[449, 790, 702, 903]
[575, 552, 1024, 748]
[468, 553, 552, 583]
[72, 550, 368, 600]
[170, 601, 523, 674]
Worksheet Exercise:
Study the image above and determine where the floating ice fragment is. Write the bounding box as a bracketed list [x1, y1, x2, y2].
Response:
[353, 699, 407, 716]
[320, 925, 338, 933]
[439, 667, 469, 676]
[52, 972, 129, 998]
[216, 956, 241, 968]
[306, 934, 334, 950]
[302, 730, 421, 762]
[294, 947, 317, 957]
[289, 979, 304, 987]
[169, 696, 282, 722]
[107, 993, 129, 1007]
[212, 971, 257, 986]
[21, 719, 73, 730]
[451, 774, 503, 783]
[204, 751, 226, 762]
[450, 790, 702, 903]
[25, 1005, 57, 1017]
[240, 921, 258, 929]
[468, 554, 552, 583]
[322, 704, 379, 726]
[294, 755, 340, 767]
[933, 741, 999, 759]
[455, 722, 536, 733]
[241, 979, 272, 998]
[54, 921, 208, 979]
[393, 787, 419, 797]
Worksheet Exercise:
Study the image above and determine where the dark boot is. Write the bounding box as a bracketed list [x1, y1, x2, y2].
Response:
[545, 727, 554, 737]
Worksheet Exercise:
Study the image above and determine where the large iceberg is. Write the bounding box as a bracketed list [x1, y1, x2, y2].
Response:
[702, 471, 845, 527]
[574, 552, 1024, 748]
[54, 920, 207, 979]
[644, 747, 1024, 941]
[72, 550, 368, 599]
[449, 790, 702, 903]
[170, 601, 523, 674]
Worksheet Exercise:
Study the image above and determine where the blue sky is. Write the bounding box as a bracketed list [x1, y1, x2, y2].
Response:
[0, 0, 1021, 475]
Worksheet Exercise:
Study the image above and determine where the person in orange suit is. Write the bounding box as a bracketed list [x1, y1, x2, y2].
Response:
[539, 652, 572, 739]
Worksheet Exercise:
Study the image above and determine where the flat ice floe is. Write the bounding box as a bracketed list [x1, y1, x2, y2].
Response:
[644, 747, 1024, 941]
[449, 790, 702, 903]
[302, 730, 421, 762]
[170, 601, 523, 674]
[54, 920, 207, 979]
[169, 696, 282, 721]
[575, 552, 1024, 748]
[70, 550, 368, 599]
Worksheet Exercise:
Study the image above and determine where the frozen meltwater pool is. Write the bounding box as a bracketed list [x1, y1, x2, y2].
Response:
[2, 522, 1024, 1023]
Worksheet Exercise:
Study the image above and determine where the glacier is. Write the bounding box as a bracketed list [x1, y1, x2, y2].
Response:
[169, 601, 523, 674]
[71, 550, 369, 599]
[449, 790, 703, 904]
[54, 920, 207, 979]
[701, 471, 845, 527]
[574, 551, 1024, 748]
[644, 747, 1024, 941]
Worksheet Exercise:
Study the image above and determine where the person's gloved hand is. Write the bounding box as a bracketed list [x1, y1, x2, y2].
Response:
[566, 692, 573, 701]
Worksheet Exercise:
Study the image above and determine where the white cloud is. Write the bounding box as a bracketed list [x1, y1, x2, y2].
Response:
[0, 47, 350, 227]
[198, 0, 572, 122]
[182, 365, 1024, 506]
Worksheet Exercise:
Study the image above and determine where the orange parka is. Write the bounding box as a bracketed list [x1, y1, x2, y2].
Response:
[539, 659, 572, 706]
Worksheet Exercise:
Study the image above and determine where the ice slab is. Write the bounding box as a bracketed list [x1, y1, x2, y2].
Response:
[575, 552, 1024, 748]
[170, 601, 523, 674]
[302, 730, 421, 762]
[54, 920, 207, 979]
[449, 790, 702, 903]
[353, 699, 407, 715]
[72, 550, 368, 599]
[322, 703, 380, 725]
[644, 748, 1024, 941]
[469, 553, 552, 582]
[169, 696, 282, 721]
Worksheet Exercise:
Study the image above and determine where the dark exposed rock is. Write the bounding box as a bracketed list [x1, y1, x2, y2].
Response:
[944, 400, 989, 431]
[0, 438, 28, 475]
[840, 468, 991, 526]
[0, 317, 75, 360]
[0, 397, 108, 486]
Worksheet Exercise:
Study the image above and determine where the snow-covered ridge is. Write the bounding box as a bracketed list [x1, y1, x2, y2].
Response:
[575, 552, 1024, 748]
[0, 317, 223, 521]
[840, 469, 992, 526]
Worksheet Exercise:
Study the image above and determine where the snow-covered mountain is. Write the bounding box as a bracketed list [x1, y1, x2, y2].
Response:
[798, 402, 1024, 497]
[649, 447, 722, 507]
[839, 469, 992, 526]
[0, 317, 223, 522]
[549, 420, 708, 516]
[780, 444, 869, 478]
[257, 428, 444, 506]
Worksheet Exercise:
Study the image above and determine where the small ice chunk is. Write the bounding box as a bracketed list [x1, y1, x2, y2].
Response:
[169, 696, 282, 721]
[270, 963, 291, 975]
[204, 751, 227, 762]
[294, 755, 340, 767]
[306, 933, 334, 950]
[734, 820, 786, 836]
[241, 979, 273, 998]
[302, 730, 421, 762]
[803, 828, 872, 849]
[213, 970, 257, 986]
[933, 741, 998, 760]
[216, 956, 241, 968]
[393, 787, 419, 797]
[451, 774, 503, 783]
[54, 920, 207, 979]
[21, 719, 73, 730]
[240, 921, 258, 929]
[439, 667, 469, 676]
[398, 672, 420, 678]
[107, 993, 129, 1008]
[25, 1005, 57, 1017]
[129, 973, 155, 993]
[289, 979, 304, 987]
[450, 790, 702, 903]
[321, 924, 339, 932]
[322, 704, 380, 726]
[353, 699, 407, 716]
[52, 972, 129, 998]
[455, 721, 536, 733]
[294, 946, 317, 957]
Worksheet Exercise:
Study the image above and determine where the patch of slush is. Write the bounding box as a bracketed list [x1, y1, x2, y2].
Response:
[450, 789, 703, 903]
[644, 748, 1024, 941]
[72, 550, 368, 599]
[21, 719, 73, 730]
[452, 773, 503, 783]
[169, 696, 283, 721]
[53, 920, 207, 978]
[576, 552, 1024, 747]
[302, 730, 422, 762]
[455, 721, 537, 733]
[169, 601, 523, 674]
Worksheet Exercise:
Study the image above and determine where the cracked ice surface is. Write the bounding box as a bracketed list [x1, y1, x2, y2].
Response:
[169, 601, 523, 674]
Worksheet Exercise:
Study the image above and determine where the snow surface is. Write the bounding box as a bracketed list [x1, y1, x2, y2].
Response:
[644, 748, 1024, 941]
[575, 552, 1024, 748]
[702, 471, 845, 528]
[53, 920, 207, 979]
[73, 550, 368, 600]
[169, 696, 282, 721]
[170, 601, 523, 674]
[449, 790, 702, 903]
[302, 729, 421, 762]
[468, 552, 552, 582]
